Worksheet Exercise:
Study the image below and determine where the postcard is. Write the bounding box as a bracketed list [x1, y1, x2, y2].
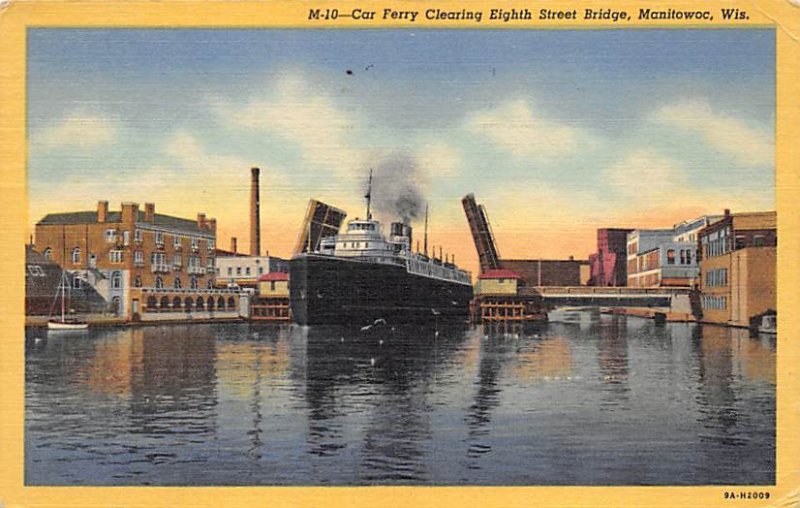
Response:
[1, 0, 798, 506]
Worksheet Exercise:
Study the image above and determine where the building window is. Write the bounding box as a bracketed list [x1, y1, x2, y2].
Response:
[123, 231, 130, 246]
[207, 239, 214, 252]
[109, 250, 124, 263]
[111, 271, 122, 289]
[174, 277, 182, 289]
[207, 279, 214, 289]
[227, 267, 233, 276]
[155, 231, 164, 245]
[134, 275, 142, 288]
[270, 281, 276, 291]
[666, 249, 675, 265]
[105, 229, 117, 243]
[236, 267, 242, 276]
[190, 276, 198, 289]
[191, 238, 199, 251]
[155, 276, 164, 289]
[258, 267, 264, 275]
[246, 267, 251, 276]
[134, 250, 144, 265]
[27, 265, 45, 277]
[73, 275, 84, 290]
[174, 235, 182, 248]
[71, 247, 80, 264]
[173, 254, 182, 267]
[134, 229, 142, 242]
[43, 248, 52, 260]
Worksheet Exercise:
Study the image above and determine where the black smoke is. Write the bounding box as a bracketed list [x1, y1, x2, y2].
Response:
[367, 154, 424, 225]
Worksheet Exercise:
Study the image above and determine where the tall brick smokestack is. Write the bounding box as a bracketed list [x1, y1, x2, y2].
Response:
[250, 167, 261, 256]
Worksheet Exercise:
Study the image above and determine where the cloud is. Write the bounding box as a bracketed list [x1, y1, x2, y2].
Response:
[653, 98, 772, 166]
[32, 110, 119, 151]
[210, 72, 367, 176]
[464, 99, 582, 158]
[603, 149, 687, 204]
[414, 140, 461, 182]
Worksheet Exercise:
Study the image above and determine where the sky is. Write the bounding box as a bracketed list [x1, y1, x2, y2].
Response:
[27, 28, 775, 275]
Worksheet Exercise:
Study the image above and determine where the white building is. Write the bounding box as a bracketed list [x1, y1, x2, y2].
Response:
[214, 254, 288, 288]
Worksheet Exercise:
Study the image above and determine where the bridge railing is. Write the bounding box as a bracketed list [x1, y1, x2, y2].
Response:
[518, 286, 692, 297]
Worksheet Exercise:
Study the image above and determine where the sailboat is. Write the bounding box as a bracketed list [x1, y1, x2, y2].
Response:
[47, 270, 88, 331]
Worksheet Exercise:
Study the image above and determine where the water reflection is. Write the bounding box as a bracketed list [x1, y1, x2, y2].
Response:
[25, 314, 775, 486]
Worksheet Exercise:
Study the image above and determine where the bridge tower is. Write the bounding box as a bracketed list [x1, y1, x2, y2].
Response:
[462, 193, 501, 274]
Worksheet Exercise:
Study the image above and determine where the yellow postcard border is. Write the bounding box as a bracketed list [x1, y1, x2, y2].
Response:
[1, 1, 798, 507]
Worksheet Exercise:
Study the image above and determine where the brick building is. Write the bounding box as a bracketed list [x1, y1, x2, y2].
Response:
[34, 201, 241, 320]
[588, 228, 633, 286]
[500, 258, 585, 287]
[698, 210, 776, 327]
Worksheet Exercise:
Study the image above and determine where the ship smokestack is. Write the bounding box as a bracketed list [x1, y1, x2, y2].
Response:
[230, 237, 238, 254]
[250, 167, 261, 256]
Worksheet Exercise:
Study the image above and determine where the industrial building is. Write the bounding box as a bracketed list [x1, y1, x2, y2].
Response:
[588, 228, 633, 286]
[698, 210, 776, 328]
[499, 258, 588, 287]
[626, 215, 722, 288]
[214, 167, 289, 290]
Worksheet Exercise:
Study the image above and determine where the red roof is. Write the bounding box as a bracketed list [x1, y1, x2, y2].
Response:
[478, 269, 522, 280]
[259, 272, 289, 282]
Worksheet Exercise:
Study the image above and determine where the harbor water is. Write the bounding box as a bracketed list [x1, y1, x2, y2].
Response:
[25, 311, 775, 485]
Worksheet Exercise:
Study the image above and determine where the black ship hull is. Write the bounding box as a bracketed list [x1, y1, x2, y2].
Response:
[290, 254, 473, 325]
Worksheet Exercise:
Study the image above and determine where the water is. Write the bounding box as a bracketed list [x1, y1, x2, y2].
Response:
[25, 311, 776, 485]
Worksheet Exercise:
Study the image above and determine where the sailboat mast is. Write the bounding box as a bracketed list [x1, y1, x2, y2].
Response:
[61, 273, 66, 321]
[365, 169, 373, 220]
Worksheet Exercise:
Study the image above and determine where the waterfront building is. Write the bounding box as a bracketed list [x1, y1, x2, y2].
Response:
[626, 215, 723, 288]
[500, 257, 586, 287]
[33, 201, 241, 320]
[475, 269, 522, 296]
[251, 272, 291, 321]
[25, 245, 64, 315]
[698, 210, 776, 327]
[473, 269, 536, 322]
[214, 252, 289, 289]
[588, 228, 633, 286]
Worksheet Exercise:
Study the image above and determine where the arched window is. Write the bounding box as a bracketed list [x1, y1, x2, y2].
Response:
[190, 276, 198, 290]
[146, 295, 157, 310]
[111, 296, 121, 316]
[71, 247, 81, 264]
[207, 297, 215, 310]
[134, 275, 142, 288]
[155, 276, 164, 289]
[43, 248, 52, 260]
[160, 296, 169, 310]
[227, 296, 236, 309]
[217, 296, 225, 310]
[184, 297, 193, 311]
[172, 296, 182, 310]
[174, 277, 182, 289]
[196, 296, 205, 310]
[111, 271, 122, 289]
